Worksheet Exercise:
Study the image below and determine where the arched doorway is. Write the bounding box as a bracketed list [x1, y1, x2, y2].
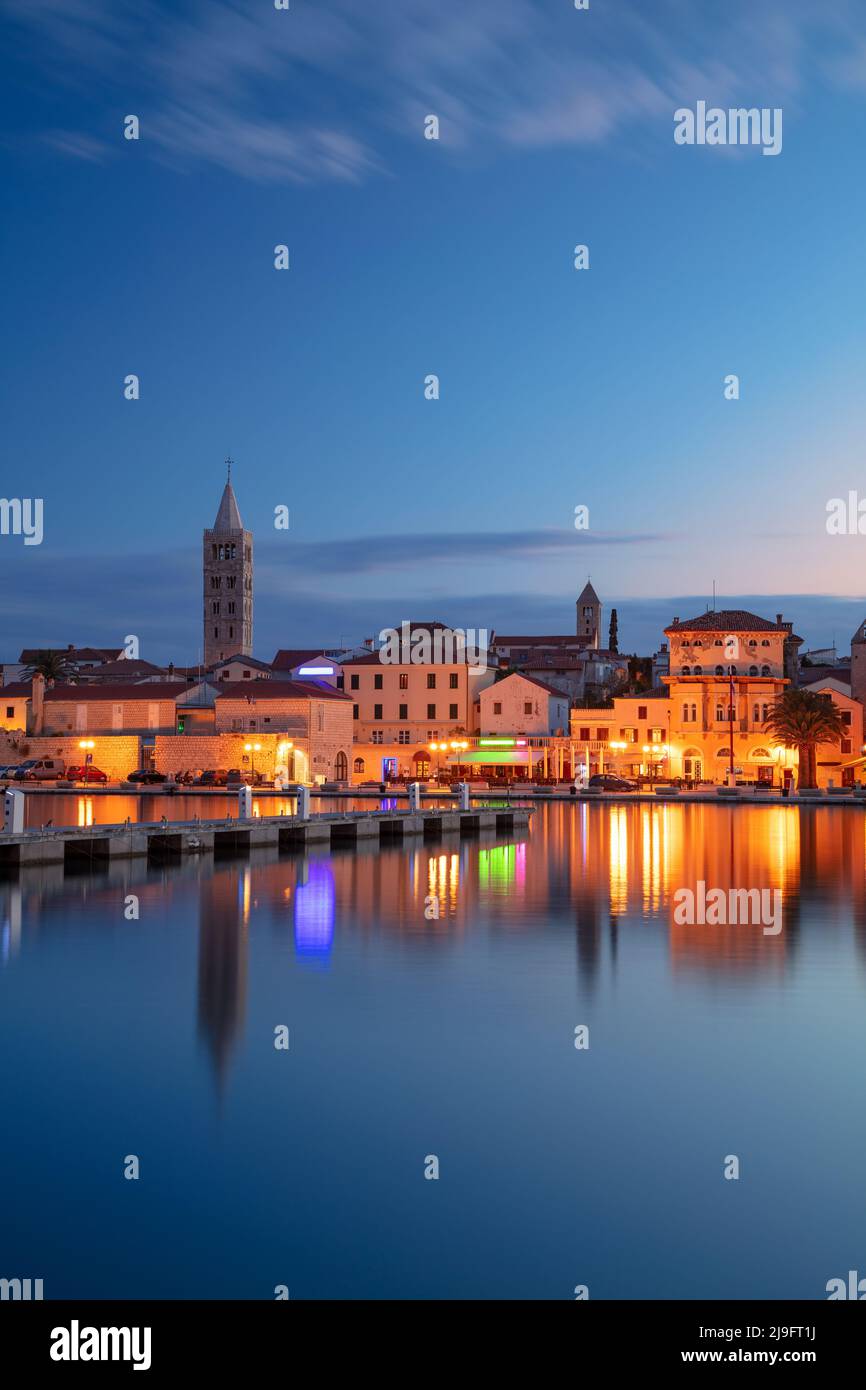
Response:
[334, 751, 348, 781]
[413, 750, 431, 779]
[682, 747, 702, 784]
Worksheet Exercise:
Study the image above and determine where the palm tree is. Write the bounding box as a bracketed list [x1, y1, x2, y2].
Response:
[21, 649, 77, 685]
[763, 689, 846, 789]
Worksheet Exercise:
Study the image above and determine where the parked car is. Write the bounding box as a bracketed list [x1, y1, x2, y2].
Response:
[126, 769, 167, 784]
[15, 758, 66, 781]
[195, 769, 229, 787]
[66, 765, 109, 784]
[588, 773, 638, 792]
[9, 760, 38, 780]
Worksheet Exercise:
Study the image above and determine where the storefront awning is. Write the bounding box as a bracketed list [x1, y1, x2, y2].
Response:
[445, 748, 530, 766]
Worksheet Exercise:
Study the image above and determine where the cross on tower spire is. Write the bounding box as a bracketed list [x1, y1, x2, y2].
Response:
[225, 456, 233, 481]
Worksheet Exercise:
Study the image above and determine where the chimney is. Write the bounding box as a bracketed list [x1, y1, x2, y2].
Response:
[31, 673, 45, 735]
[776, 613, 783, 625]
[673, 617, 680, 624]
[364, 637, 374, 650]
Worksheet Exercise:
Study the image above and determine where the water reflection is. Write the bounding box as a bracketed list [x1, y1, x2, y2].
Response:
[5, 802, 866, 1083]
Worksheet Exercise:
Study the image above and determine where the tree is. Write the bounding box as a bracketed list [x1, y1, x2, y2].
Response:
[608, 608, 618, 654]
[763, 689, 846, 789]
[21, 650, 77, 684]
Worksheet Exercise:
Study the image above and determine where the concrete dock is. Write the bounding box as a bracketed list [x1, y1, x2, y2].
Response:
[0, 806, 533, 869]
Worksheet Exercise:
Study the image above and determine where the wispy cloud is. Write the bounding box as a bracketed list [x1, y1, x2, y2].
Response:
[4, 0, 865, 184]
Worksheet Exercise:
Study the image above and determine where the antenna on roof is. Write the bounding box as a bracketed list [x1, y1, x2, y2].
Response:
[712, 579, 716, 612]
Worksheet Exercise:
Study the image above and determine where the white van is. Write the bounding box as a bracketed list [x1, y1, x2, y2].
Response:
[19, 758, 66, 781]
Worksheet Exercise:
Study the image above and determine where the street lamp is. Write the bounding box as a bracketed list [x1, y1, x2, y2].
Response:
[78, 739, 95, 785]
[244, 741, 261, 781]
[449, 739, 468, 781]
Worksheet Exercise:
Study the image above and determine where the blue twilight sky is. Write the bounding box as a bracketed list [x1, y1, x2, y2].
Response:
[2, 0, 866, 663]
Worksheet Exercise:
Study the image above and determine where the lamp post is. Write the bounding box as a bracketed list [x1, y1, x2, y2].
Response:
[428, 742, 443, 783]
[450, 739, 468, 781]
[244, 741, 261, 782]
[78, 739, 95, 785]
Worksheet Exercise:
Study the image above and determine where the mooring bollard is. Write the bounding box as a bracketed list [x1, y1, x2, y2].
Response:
[238, 785, 253, 820]
[457, 781, 471, 812]
[408, 782, 422, 812]
[297, 785, 311, 819]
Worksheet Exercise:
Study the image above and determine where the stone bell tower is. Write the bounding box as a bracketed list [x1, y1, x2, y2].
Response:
[576, 579, 601, 649]
[203, 460, 253, 667]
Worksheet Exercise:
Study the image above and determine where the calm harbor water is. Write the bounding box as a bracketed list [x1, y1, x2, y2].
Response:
[1, 800, 864, 1300]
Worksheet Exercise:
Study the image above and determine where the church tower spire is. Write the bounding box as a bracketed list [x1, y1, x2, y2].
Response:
[203, 459, 253, 666]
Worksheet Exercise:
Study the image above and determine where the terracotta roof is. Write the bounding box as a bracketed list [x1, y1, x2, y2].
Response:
[495, 635, 591, 647]
[0, 683, 31, 697]
[80, 659, 169, 681]
[492, 672, 570, 699]
[215, 680, 351, 702]
[18, 646, 120, 663]
[271, 649, 329, 670]
[210, 654, 274, 672]
[42, 682, 193, 701]
[666, 610, 788, 634]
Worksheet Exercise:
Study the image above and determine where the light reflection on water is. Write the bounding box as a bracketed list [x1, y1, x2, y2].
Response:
[0, 800, 864, 1299]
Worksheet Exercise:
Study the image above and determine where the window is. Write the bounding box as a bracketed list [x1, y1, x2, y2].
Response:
[638, 706, 647, 720]
[335, 752, 348, 781]
[5, 706, 13, 718]
[374, 673, 383, 690]
[761, 639, 770, 647]
[682, 665, 691, 676]
[214, 627, 218, 639]
[761, 665, 770, 676]
[371, 731, 383, 744]
[398, 730, 411, 744]
[753, 703, 760, 723]
[354, 757, 365, 775]
[621, 728, 638, 743]
[841, 710, 852, 726]
[749, 665, 757, 676]
[399, 673, 409, 690]
[714, 639, 723, 647]
[579, 727, 590, 740]
[449, 704, 458, 719]
[449, 673, 458, 689]
[427, 703, 436, 719]
[427, 673, 436, 689]
[243, 669, 250, 678]
[228, 626, 233, 638]
[715, 665, 723, 676]
[227, 602, 235, 615]
[227, 576, 236, 590]
[353, 704, 359, 721]
[211, 576, 220, 589]
[493, 701, 502, 715]
[650, 728, 663, 743]
[212, 601, 220, 615]
[693, 665, 703, 675]
[524, 702, 533, 715]
[399, 703, 408, 720]
[350, 674, 359, 690]
[842, 738, 852, 754]
[374, 704, 383, 720]
[596, 728, 609, 742]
